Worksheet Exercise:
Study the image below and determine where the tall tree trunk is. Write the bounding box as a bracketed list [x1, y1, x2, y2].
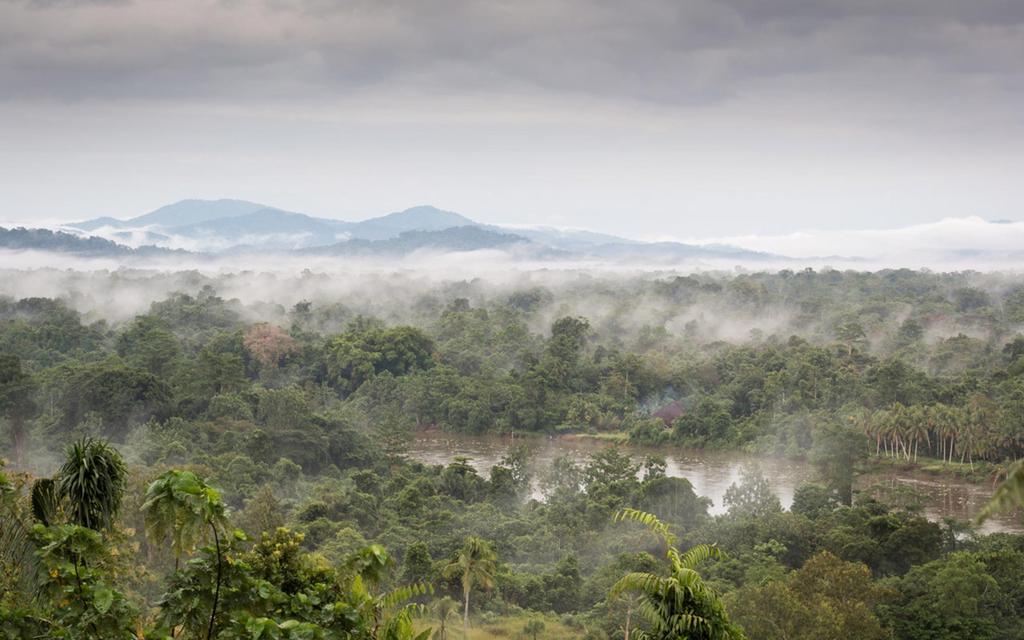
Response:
[11, 417, 25, 467]
[207, 525, 223, 640]
[463, 585, 470, 640]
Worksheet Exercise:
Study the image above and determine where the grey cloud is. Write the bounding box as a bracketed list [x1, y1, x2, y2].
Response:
[0, 0, 1021, 112]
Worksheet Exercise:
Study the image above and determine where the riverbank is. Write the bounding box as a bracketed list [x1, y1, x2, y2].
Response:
[863, 456, 1001, 484]
[410, 430, 1022, 534]
[565, 428, 1010, 484]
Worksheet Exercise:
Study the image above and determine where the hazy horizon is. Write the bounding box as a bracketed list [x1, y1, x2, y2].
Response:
[7, 196, 1024, 266]
[3, 0, 1022, 240]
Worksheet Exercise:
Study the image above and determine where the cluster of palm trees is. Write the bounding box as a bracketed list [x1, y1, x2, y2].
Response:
[6, 439, 489, 640]
[18, 440, 228, 639]
[852, 397, 1005, 468]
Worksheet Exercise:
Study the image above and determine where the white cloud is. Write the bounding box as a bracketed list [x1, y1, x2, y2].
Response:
[687, 216, 1024, 267]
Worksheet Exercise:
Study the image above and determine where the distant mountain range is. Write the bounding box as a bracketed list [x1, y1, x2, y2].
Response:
[4, 201, 1021, 269]
[0, 197, 786, 262]
[0, 199, 780, 263]
[70, 200, 483, 249]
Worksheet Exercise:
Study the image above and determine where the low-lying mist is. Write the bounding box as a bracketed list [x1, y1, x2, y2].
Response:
[2, 254, 1021, 358]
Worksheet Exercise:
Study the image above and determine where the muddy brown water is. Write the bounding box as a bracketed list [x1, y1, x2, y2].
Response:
[409, 433, 1023, 534]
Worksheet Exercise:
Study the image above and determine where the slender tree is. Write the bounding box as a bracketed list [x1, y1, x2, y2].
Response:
[431, 597, 459, 640]
[141, 470, 213, 571]
[0, 354, 38, 467]
[442, 536, 498, 638]
[142, 469, 228, 640]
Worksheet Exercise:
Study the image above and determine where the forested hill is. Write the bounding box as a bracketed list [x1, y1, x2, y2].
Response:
[0, 226, 184, 257]
[0, 220, 780, 264]
[298, 226, 548, 256]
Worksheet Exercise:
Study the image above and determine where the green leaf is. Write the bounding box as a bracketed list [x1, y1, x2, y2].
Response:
[246, 617, 272, 639]
[93, 585, 114, 614]
[257, 580, 273, 599]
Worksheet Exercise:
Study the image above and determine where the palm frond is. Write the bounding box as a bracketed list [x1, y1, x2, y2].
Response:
[978, 459, 1024, 523]
[379, 582, 433, 610]
[614, 508, 678, 546]
[0, 512, 40, 599]
[612, 507, 742, 640]
[610, 572, 669, 599]
[677, 543, 724, 570]
[141, 470, 215, 556]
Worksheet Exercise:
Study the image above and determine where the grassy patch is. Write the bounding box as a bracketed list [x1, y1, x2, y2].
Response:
[416, 613, 585, 640]
[564, 431, 630, 444]
[864, 455, 997, 481]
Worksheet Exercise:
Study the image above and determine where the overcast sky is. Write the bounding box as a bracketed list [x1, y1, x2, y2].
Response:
[1, 0, 1022, 239]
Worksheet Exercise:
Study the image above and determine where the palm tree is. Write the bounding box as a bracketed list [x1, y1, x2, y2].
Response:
[344, 544, 432, 640]
[870, 409, 886, 456]
[442, 536, 498, 639]
[921, 404, 939, 458]
[906, 406, 928, 462]
[141, 470, 213, 569]
[1, 461, 39, 602]
[611, 509, 743, 640]
[432, 597, 459, 640]
[876, 409, 895, 458]
[892, 404, 912, 460]
[945, 406, 966, 464]
[59, 438, 127, 531]
[142, 469, 228, 640]
[20, 438, 129, 618]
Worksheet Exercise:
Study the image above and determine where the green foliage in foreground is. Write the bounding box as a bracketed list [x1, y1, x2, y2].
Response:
[611, 509, 742, 639]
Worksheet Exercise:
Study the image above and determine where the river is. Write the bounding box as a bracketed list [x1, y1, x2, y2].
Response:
[409, 433, 1023, 535]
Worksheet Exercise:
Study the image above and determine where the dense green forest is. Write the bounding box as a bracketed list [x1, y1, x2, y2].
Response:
[2, 267, 1024, 639]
